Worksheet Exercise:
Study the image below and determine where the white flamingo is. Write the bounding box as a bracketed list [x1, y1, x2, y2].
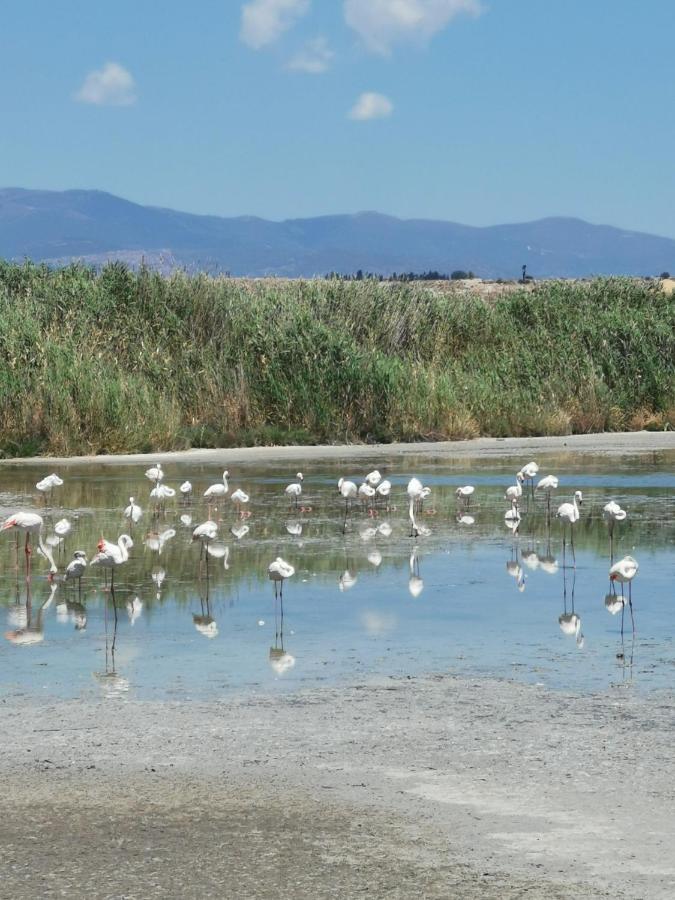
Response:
[36, 473, 64, 500]
[145, 463, 163, 484]
[285, 473, 303, 507]
[204, 470, 229, 502]
[556, 491, 583, 565]
[90, 535, 133, 588]
[518, 461, 539, 496]
[338, 477, 358, 533]
[1, 512, 57, 575]
[268, 557, 295, 599]
[180, 481, 193, 498]
[365, 469, 382, 487]
[150, 483, 176, 505]
[231, 488, 250, 516]
[407, 477, 431, 513]
[124, 497, 142, 525]
[609, 555, 639, 634]
[505, 473, 524, 504]
[64, 550, 87, 589]
[455, 485, 475, 506]
[536, 474, 559, 516]
[375, 479, 391, 507]
[358, 482, 376, 508]
[603, 501, 627, 560]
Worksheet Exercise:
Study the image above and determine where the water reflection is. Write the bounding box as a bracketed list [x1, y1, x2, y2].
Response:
[0, 450, 672, 698]
[558, 569, 584, 649]
[5, 581, 57, 645]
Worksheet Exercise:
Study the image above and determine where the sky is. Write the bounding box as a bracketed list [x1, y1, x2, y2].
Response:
[2, 0, 675, 236]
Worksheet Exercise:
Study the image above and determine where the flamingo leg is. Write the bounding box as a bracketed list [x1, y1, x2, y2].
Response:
[629, 582, 635, 634]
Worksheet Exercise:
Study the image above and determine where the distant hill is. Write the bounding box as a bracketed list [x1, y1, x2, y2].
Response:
[1, 187, 674, 279]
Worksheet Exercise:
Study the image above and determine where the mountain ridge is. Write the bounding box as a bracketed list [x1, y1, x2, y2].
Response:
[1, 187, 673, 278]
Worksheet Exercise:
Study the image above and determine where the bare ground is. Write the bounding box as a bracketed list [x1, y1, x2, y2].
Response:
[2, 430, 673, 469]
[1, 674, 673, 899]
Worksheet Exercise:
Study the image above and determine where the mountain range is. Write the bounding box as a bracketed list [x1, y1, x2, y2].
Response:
[1, 187, 674, 279]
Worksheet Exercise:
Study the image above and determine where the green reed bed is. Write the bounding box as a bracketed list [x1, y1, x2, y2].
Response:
[0, 261, 672, 456]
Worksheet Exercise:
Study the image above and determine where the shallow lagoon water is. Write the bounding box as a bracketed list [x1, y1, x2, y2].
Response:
[0, 451, 673, 700]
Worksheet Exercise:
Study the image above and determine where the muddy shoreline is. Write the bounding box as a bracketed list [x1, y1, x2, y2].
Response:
[1, 430, 673, 468]
[1, 673, 673, 898]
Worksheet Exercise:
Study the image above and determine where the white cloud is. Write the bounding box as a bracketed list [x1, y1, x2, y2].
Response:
[74, 62, 137, 106]
[240, 0, 310, 49]
[287, 36, 334, 73]
[344, 0, 482, 55]
[349, 92, 394, 121]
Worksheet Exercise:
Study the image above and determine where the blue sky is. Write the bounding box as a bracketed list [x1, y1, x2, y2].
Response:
[2, 1, 674, 235]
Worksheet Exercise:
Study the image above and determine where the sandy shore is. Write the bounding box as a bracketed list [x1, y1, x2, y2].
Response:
[1, 674, 673, 899]
[1, 430, 673, 468]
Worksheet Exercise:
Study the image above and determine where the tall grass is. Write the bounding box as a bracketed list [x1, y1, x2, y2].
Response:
[0, 261, 672, 456]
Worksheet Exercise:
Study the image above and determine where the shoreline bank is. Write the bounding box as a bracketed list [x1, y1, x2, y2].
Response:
[1, 673, 673, 898]
[1, 430, 674, 468]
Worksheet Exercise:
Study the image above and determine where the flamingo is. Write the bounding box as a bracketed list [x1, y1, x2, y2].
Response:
[407, 477, 431, 515]
[180, 481, 192, 498]
[358, 482, 376, 509]
[518, 461, 539, 497]
[286, 522, 303, 536]
[35, 473, 64, 500]
[1, 512, 57, 576]
[337, 477, 358, 533]
[145, 462, 163, 484]
[180, 513, 193, 526]
[90, 535, 133, 589]
[375, 479, 391, 508]
[536, 474, 559, 517]
[365, 469, 382, 488]
[150, 483, 176, 506]
[230, 488, 250, 516]
[192, 520, 218, 559]
[609, 555, 639, 633]
[204, 471, 229, 502]
[455, 485, 475, 506]
[268, 557, 295, 599]
[124, 497, 142, 525]
[603, 501, 627, 560]
[505, 473, 524, 505]
[556, 491, 583, 565]
[285, 473, 303, 507]
[53, 517, 72, 556]
[64, 550, 87, 590]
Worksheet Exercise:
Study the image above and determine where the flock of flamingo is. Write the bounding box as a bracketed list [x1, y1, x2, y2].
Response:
[1, 456, 640, 651]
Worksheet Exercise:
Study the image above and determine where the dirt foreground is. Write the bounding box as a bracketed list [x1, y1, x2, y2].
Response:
[1, 674, 673, 899]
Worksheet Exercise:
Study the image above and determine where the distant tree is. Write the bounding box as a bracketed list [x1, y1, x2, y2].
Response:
[660, 271, 671, 279]
[451, 270, 475, 280]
